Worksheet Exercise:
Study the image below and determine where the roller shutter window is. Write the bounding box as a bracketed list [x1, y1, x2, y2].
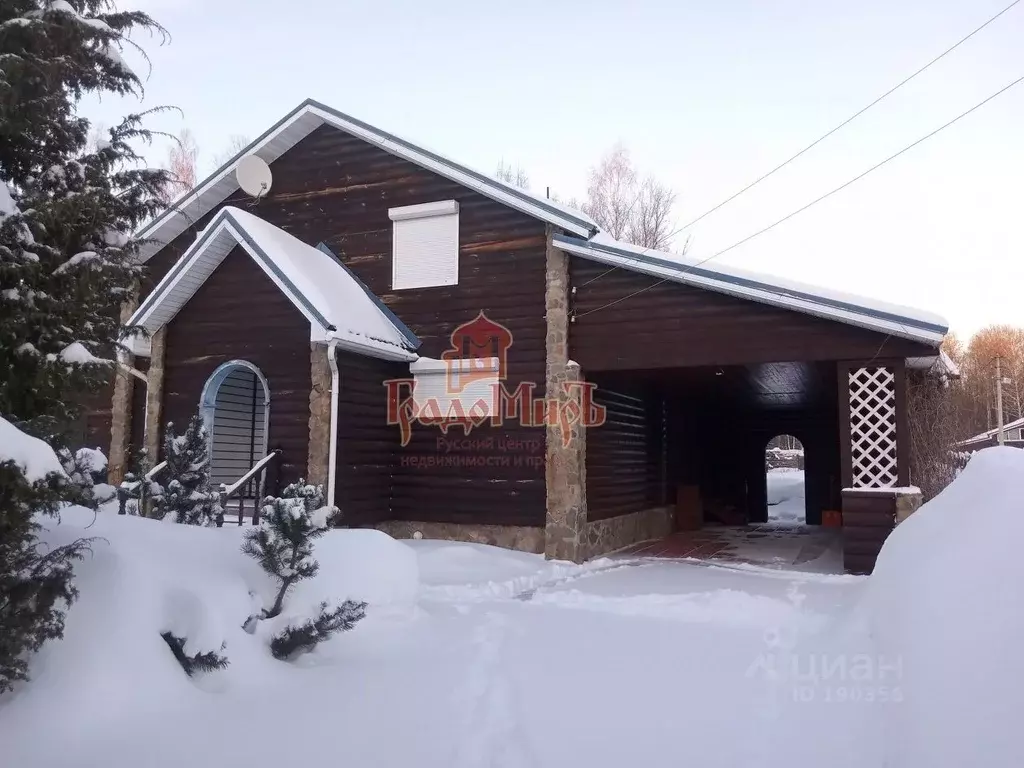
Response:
[390, 200, 459, 290]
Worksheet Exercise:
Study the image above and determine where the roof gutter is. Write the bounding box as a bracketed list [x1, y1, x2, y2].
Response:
[327, 339, 340, 510]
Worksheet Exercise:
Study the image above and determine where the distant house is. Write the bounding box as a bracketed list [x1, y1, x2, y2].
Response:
[87, 98, 952, 574]
[959, 416, 1024, 451]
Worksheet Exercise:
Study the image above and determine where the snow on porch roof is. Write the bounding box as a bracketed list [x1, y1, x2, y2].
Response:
[135, 99, 597, 261]
[126, 207, 419, 361]
[554, 232, 948, 347]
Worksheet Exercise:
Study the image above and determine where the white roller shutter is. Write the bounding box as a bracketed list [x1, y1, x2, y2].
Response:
[390, 200, 459, 290]
[210, 367, 267, 488]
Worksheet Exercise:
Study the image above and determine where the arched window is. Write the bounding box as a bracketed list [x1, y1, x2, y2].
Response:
[765, 434, 805, 524]
[199, 361, 271, 490]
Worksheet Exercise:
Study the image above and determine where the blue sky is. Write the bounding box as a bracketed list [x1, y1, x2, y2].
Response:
[88, 0, 1024, 338]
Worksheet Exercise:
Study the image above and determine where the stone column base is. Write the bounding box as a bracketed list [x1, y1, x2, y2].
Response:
[583, 506, 674, 561]
[377, 521, 545, 554]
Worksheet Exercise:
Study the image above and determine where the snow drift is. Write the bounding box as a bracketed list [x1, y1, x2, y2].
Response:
[865, 447, 1024, 768]
[0, 507, 420, 749]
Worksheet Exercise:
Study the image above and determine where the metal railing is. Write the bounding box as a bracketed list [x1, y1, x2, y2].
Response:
[216, 449, 282, 527]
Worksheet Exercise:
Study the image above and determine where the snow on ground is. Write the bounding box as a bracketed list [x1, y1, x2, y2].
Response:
[767, 467, 806, 522]
[1, 448, 1022, 767]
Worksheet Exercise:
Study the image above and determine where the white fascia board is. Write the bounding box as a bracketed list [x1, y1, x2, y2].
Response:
[325, 332, 419, 362]
[137, 101, 595, 263]
[129, 217, 235, 330]
[556, 237, 945, 347]
[307, 105, 593, 237]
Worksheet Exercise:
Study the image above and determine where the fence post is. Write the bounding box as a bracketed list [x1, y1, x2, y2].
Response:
[217, 483, 227, 528]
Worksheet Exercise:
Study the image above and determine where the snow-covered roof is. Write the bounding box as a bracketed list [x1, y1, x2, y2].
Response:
[555, 232, 948, 347]
[960, 415, 1024, 447]
[126, 207, 419, 361]
[136, 99, 597, 262]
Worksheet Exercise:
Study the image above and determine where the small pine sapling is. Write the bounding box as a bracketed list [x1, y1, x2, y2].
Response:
[156, 416, 221, 526]
[160, 632, 229, 677]
[241, 481, 365, 658]
[118, 447, 162, 516]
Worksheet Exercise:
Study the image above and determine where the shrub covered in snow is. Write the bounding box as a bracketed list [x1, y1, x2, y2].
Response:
[117, 447, 163, 516]
[57, 445, 113, 509]
[269, 600, 366, 661]
[242, 481, 366, 657]
[160, 632, 229, 676]
[0, 417, 90, 693]
[154, 417, 220, 526]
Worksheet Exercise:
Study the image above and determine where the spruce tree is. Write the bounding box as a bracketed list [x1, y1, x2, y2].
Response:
[155, 416, 220, 525]
[242, 482, 365, 658]
[0, 0, 170, 689]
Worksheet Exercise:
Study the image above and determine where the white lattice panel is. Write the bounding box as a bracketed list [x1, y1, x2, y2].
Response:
[849, 367, 898, 488]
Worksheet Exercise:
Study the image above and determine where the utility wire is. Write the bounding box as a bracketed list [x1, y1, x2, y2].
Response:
[577, 0, 1021, 292]
[678, 0, 1022, 233]
[574, 73, 1024, 321]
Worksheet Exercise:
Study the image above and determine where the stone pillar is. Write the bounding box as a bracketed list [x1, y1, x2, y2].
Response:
[307, 342, 332, 489]
[144, 327, 166, 461]
[107, 365, 135, 484]
[108, 297, 139, 484]
[895, 489, 923, 524]
[543, 230, 588, 562]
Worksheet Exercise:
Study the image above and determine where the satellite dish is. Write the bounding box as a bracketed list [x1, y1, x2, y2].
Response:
[236, 155, 273, 198]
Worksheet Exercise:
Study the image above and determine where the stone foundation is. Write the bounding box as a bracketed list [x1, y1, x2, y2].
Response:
[143, 327, 166, 460]
[307, 342, 332, 488]
[378, 521, 545, 554]
[582, 506, 674, 561]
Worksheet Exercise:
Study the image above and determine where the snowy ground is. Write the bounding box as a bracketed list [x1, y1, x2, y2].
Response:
[767, 467, 806, 522]
[2, 449, 1023, 767]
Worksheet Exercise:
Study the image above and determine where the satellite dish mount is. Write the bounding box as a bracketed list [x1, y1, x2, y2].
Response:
[236, 155, 273, 202]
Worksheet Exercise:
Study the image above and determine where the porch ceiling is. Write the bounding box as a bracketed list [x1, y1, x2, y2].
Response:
[593, 361, 837, 411]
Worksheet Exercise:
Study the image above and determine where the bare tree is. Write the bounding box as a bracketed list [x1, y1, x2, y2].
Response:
[495, 159, 529, 190]
[164, 128, 199, 199]
[907, 369, 970, 501]
[629, 176, 677, 250]
[582, 144, 681, 251]
[583, 144, 636, 240]
[214, 134, 252, 168]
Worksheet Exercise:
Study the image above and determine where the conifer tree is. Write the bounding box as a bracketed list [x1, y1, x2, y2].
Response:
[0, 0, 171, 688]
[241, 482, 366, 658]
[155, 416, 220, 525]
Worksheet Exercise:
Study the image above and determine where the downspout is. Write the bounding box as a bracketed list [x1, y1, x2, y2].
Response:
[327, 339, 340, 507]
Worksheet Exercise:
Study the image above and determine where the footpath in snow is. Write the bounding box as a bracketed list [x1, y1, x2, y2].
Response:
[2, 448, 1023, 767]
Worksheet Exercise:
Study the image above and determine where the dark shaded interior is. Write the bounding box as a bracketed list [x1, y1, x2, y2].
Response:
[589, 361, 842, 527]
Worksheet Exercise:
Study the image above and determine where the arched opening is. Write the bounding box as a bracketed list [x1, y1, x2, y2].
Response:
[199, 361, 270, 492]
[765, 434, 805, 524]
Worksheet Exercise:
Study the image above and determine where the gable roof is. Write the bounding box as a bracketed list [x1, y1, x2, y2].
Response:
[136, 99, 597, 262]
[126, 207, 419, 361]
[554, 232, 948, 347]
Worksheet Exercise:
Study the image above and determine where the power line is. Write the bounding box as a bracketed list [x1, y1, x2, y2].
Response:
[577, 0, 1021, 293]
[574, 73, 1024, 321]
[678, 0, 1022, 233]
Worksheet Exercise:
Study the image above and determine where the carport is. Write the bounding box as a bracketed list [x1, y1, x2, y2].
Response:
[553, 234, 948, 573]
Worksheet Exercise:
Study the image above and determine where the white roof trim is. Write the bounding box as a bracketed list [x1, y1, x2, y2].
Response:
[136, 100, 596, 262]
[960, 415, 1024, 446]
[554, 233, 948, 348]
[126, 207, 418, 362]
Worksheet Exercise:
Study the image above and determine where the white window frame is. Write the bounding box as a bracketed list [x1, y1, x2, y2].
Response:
[389, 200, 460, 290]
